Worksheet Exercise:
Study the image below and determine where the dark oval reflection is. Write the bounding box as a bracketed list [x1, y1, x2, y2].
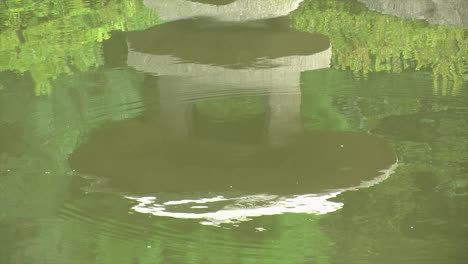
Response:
[68, 115, 397, 195]
[127, 17, 330, 69]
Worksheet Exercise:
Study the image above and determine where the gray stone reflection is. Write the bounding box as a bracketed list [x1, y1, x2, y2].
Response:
[144, 0, 305, 21]
[357, 0, 468, 26]
[127, 17, 331, 146]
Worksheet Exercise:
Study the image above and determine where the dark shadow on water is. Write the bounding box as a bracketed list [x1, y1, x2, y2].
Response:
[68, 114, 396, 195]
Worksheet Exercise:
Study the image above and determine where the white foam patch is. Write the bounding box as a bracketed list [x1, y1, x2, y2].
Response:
[163, 196, 228, 205]
[126, 192, 342, 226]
[124, 161, 398, 226]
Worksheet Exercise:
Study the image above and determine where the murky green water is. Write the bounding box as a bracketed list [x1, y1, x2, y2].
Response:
[1, 0, 467, 263]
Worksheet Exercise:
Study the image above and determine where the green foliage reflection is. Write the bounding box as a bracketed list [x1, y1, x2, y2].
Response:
[290, 0, 467, 95]
[0, 0, 159, 95]
[300, 69, 349, 131]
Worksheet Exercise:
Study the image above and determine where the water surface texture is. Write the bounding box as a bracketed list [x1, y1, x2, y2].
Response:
[0, 0, 467, 263]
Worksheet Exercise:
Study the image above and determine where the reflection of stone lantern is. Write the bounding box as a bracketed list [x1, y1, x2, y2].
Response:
[144, 0, 306, 22]
[127, 18, 331, 146]
[68, 0, 398, 225]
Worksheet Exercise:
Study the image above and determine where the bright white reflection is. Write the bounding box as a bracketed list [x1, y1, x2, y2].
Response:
[125, 162, 398, 226]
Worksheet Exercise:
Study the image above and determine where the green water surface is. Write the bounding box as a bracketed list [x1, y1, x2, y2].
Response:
[0, 0, 467, 263]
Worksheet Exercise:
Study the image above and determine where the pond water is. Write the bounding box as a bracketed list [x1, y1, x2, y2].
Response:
[0, 0, 467, 263]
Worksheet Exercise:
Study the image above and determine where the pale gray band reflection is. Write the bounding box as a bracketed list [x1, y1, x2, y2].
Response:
[144, 0, 305, 21]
